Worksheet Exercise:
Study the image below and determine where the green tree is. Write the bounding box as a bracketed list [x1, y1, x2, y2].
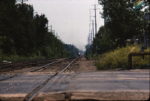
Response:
[0, 0, 76, 60]
[99, 0, 144, 47]
[0, 0, 16, 54]
[92, 26, 114, 54]
[13, 4, 35, 55]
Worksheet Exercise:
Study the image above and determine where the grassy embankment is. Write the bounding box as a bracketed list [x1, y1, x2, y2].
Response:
[95, 45, 150, 70]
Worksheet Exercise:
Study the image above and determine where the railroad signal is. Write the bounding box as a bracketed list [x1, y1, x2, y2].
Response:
[131, 0, 146, 10]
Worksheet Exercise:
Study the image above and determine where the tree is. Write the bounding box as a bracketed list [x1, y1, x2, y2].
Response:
[0, 0, 16, 54]
[99, 0, 144, 47]
[92, 26, 114, 54]
[13, 4, 35, 55]
[34, 14, 48, 53]
[0, 0, 76, 59]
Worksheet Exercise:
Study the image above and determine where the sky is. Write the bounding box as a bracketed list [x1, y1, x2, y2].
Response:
[26, 0, 104, 51]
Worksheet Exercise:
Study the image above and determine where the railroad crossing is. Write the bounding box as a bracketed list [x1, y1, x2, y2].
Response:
[0, 58, 149, 101]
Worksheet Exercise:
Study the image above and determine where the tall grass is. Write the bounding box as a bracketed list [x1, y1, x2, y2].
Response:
[95, 45, 150, 70]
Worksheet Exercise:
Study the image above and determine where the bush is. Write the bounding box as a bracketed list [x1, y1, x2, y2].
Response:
[95, 45, 150, 70]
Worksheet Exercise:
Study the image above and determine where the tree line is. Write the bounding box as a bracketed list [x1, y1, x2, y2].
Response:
[86, 0, 149, 55]
[0, 0, 79, 60]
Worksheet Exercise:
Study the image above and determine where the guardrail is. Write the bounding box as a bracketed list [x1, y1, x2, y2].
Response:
[128, 52, 150, 69]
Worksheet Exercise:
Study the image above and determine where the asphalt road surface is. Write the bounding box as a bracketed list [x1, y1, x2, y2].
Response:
[0, 70, 149, 101]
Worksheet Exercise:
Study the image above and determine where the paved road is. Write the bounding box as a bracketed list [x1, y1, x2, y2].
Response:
[0, 70, 149, 101]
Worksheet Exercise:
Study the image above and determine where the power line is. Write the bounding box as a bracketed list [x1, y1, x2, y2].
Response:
[92, 20, 95, 41]
[88, 10, 93, 45]
[94, 4, 98, 34]
[90, 4, 99, 36]
[88, 4, 99, 45]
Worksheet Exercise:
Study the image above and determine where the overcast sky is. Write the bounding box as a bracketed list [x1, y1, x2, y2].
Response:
[26, 0, 104, 51]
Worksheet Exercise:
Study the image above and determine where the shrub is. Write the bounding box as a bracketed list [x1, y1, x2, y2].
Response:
[95, 45, 150, 70]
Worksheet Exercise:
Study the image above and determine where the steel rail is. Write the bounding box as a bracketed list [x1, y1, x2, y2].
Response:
[23, 58, 78, 101]
[0, 59, 66, 81]
[30, 59, 64, 72]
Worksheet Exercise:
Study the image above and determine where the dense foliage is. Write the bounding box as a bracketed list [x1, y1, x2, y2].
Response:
[85, 0, 150, 70]
[0, 0, 79, 61]
[86, 0, 149, 55]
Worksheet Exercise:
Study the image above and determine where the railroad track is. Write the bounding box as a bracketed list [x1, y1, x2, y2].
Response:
[0, 58, 67, 81]
[0, 59, 54, 71]
[24, 58, 78, 101]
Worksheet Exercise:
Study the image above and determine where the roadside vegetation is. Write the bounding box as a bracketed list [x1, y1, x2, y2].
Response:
[0, 0, 79, 62]
[95, 45, 150, 70]
[86, 0, 150, 70]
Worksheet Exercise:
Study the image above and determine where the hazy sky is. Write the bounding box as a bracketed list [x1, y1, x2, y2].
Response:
[26, 0, 104, 50]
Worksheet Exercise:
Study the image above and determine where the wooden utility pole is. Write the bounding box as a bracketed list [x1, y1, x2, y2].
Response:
[88, 4, 99, 45]
[92, 20, 95, 41]
[94, 4, 97, 35]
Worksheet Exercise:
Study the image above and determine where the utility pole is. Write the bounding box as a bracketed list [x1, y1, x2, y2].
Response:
[88, 4, 99, 45]
[92, 20, 95, 41]
[94, 4, 97, 35]
[88, 23, 92, 45]
[90, 4, 99, 38]
[88, 10, 93, 45]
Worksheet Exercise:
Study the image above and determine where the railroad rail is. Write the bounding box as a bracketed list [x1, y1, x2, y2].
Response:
[0, 58, 67, 81]
[24, 58, 78, 101]
[30, 59, 64, 72]
[0, 58, 53, 70]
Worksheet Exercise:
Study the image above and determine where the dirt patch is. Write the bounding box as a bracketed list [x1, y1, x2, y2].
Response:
[73, 57, 97, 72]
